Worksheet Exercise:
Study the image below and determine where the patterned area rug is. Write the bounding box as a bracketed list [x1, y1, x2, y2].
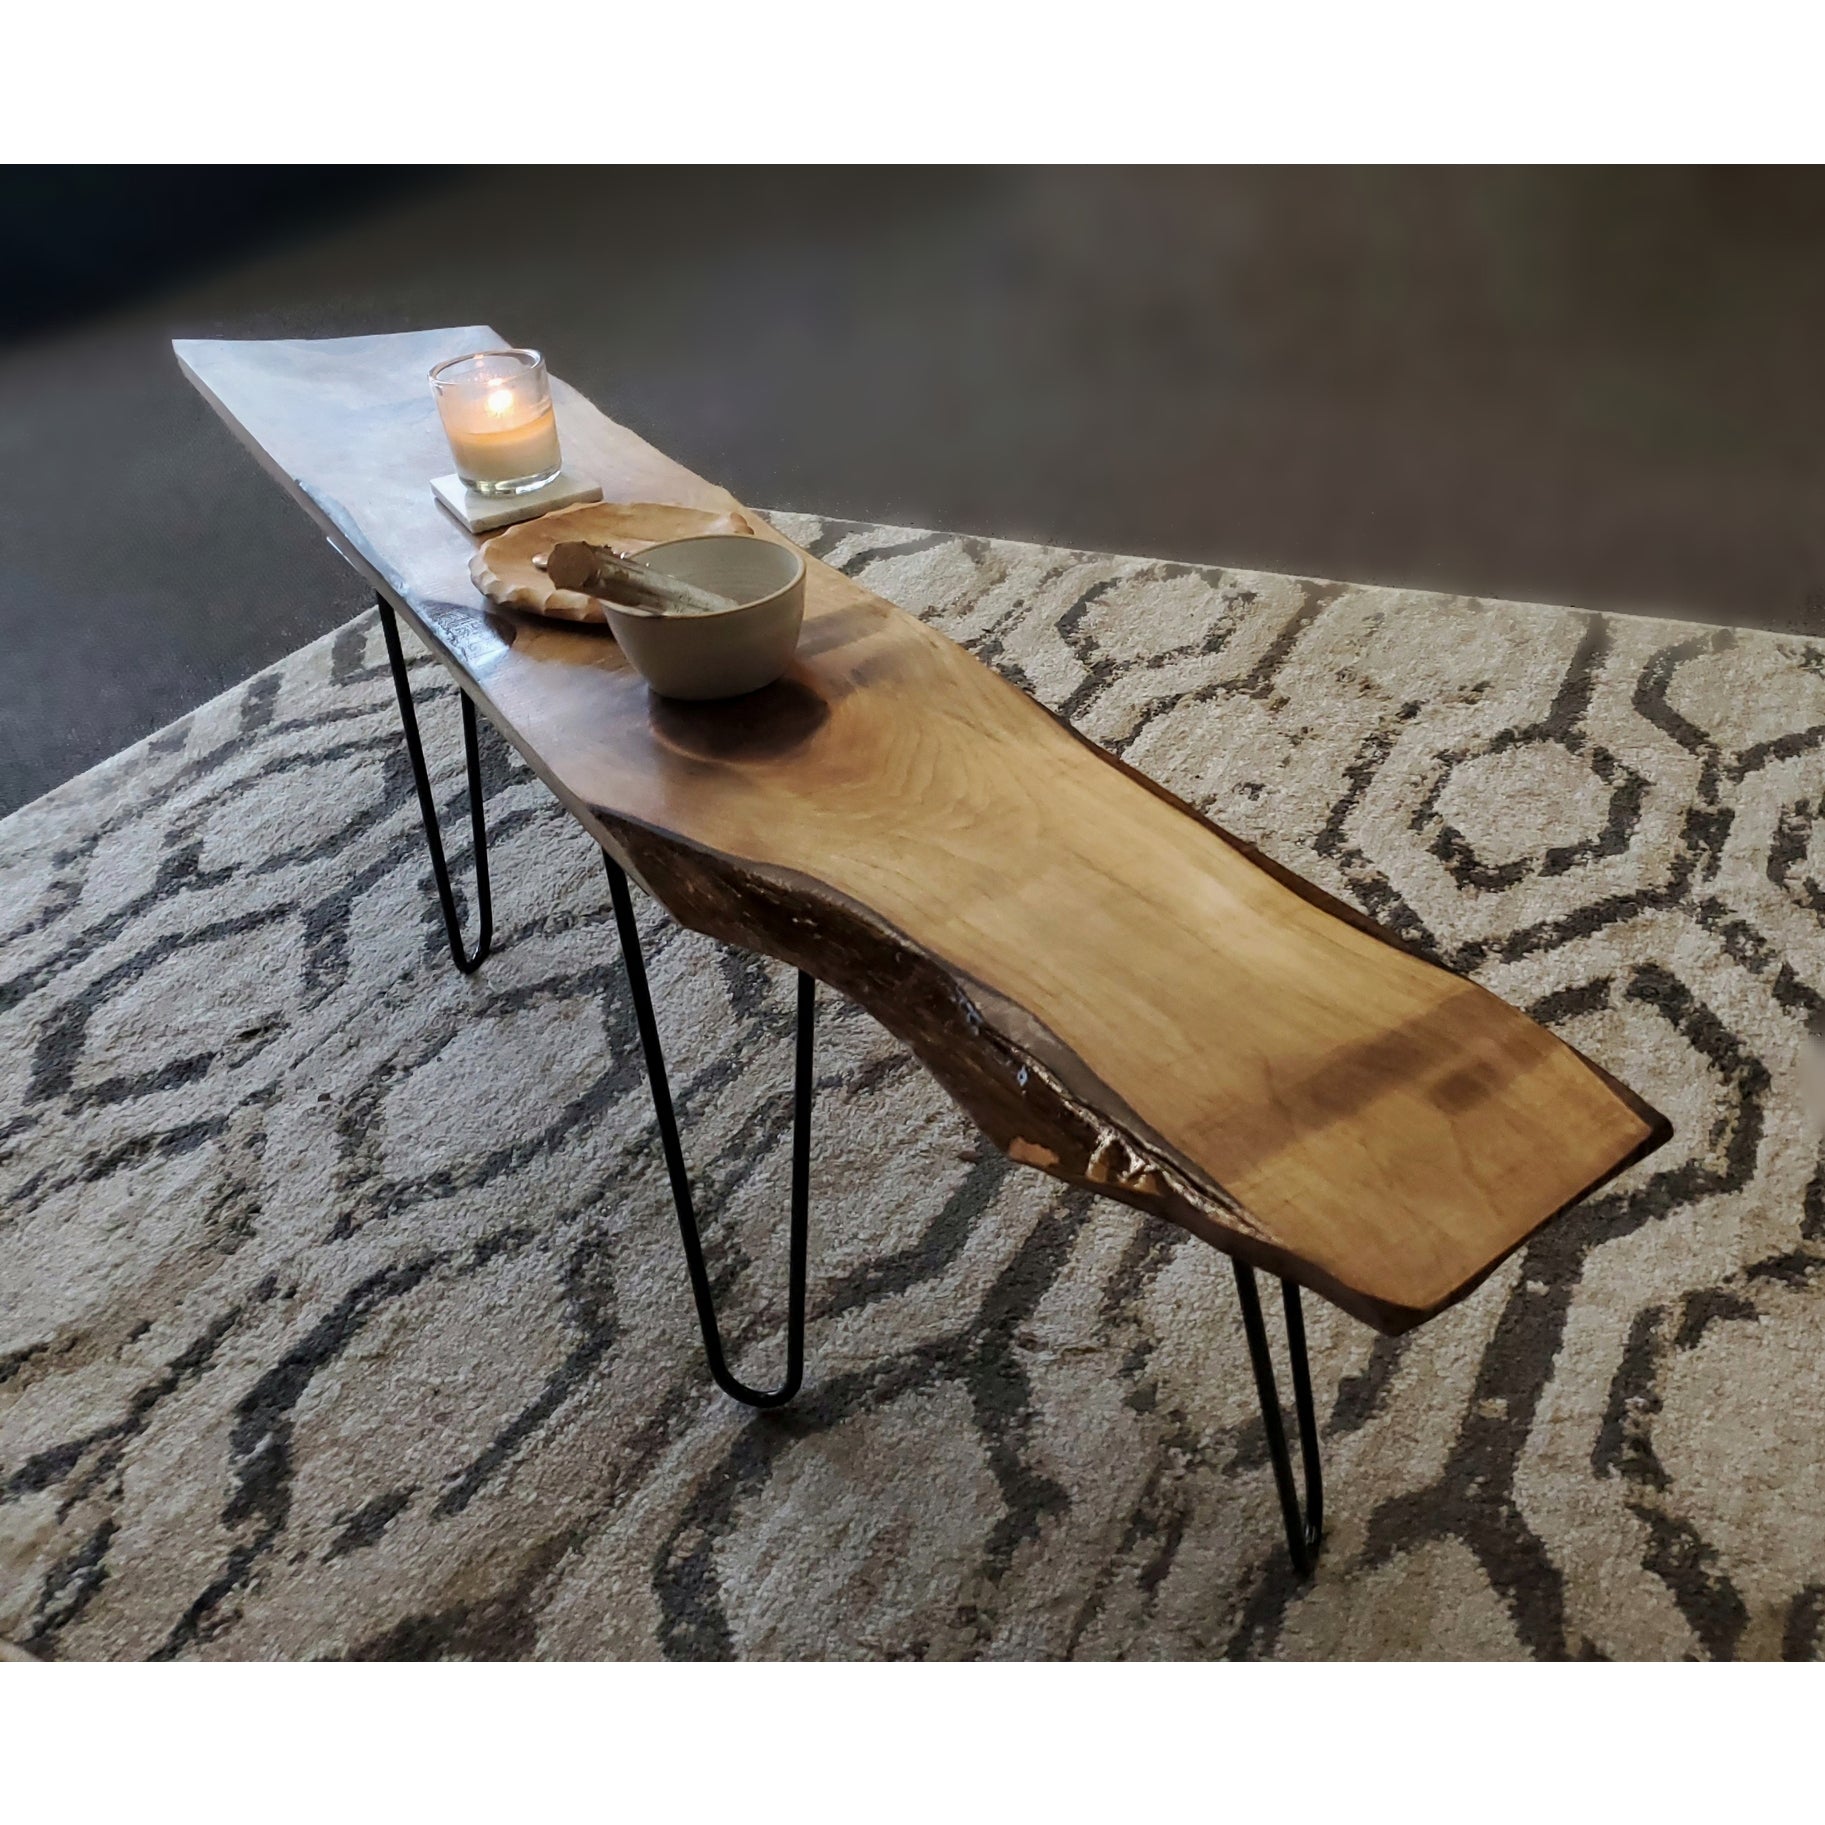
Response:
[4, 513, 1823, 1661]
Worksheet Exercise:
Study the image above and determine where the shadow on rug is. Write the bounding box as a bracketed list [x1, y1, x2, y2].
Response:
[3, 514, 1823, 1659]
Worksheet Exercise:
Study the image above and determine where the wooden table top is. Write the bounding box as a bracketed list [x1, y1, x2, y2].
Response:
[175, 327, 1668, 1334]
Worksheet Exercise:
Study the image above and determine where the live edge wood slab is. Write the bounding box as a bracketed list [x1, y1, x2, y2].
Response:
[175, 328, 1670, 1336]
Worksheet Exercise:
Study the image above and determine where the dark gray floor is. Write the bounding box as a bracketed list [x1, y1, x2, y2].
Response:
[6, 167, 1825, 819]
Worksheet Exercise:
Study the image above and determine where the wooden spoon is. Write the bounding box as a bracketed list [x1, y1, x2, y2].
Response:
[540, 541, 741, 618]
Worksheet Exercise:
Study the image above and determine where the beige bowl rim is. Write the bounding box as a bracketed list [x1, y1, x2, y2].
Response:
[619, 534, 806, 619]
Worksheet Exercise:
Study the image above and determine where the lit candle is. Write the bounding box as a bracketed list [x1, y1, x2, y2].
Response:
[431, 348, 562, 496]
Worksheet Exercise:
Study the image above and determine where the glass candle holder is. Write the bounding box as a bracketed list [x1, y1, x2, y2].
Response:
[430, 348, 562, 496]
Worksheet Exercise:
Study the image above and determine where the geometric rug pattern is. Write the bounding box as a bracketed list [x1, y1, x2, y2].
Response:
[3, 513, 1823, 1658]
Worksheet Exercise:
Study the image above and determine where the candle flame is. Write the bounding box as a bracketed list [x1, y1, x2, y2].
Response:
[484, 384, 516, 419]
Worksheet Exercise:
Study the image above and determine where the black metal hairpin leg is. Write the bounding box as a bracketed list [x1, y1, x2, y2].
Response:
[604, 854, 812, 1410]
[1232, 1260, 1324, 1575]
[376, 595, 493, 974]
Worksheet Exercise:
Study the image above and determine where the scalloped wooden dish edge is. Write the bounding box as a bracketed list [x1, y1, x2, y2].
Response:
[469, 501, 758, 624]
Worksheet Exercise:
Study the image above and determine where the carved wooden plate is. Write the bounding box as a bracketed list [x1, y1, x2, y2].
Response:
[471, 501, 758, 624]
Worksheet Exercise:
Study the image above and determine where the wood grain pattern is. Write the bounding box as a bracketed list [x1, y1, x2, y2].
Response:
[174, 328, 1670, 1334]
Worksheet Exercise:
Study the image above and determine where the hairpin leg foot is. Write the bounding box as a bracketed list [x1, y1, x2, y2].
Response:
[605, 854, 811, 1409]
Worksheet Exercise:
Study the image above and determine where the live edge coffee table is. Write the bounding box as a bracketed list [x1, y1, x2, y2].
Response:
[176, 328, 1669, 1575]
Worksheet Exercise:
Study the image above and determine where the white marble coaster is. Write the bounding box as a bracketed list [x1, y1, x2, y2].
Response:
[431, 468, 603, 534]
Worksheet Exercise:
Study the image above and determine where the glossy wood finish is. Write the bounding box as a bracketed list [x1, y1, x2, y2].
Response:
[175, 328, 1669, 1334]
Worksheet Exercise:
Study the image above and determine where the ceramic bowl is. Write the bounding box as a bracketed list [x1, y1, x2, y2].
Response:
[605, 535, 806, 700]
